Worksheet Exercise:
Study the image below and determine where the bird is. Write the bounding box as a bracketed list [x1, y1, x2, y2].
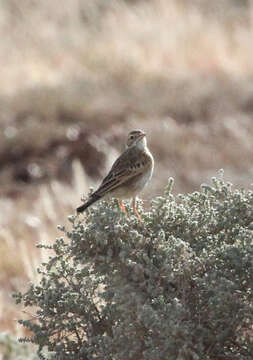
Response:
[76, 129, 154, 221]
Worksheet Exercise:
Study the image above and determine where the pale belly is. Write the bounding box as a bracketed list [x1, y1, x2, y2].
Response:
[108, 160, 154, 200]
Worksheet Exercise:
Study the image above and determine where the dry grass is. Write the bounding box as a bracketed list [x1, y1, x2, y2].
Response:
[0, 161, 88, 334]
[1, 0, 253, 95]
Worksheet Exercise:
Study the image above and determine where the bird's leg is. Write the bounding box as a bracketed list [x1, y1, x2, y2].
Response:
[132, 197, 142, 222]
[118, 200, 128, 215]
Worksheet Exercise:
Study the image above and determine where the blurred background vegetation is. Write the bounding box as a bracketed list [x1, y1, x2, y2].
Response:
[0, 0, 253, 347]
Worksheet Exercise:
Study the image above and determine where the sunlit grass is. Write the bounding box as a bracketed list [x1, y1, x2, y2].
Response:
[1, 0, 253, 94]
[0, 160, 88, 334]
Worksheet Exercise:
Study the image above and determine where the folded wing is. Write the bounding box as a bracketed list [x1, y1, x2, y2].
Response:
[92, 147, 149, 198]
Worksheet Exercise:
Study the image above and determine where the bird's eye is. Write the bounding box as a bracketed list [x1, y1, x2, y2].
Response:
[130, 135, 134, 140]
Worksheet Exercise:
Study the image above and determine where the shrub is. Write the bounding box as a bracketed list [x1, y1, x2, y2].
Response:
[14, 175, 253, 359]
[0, 332, 38, 360]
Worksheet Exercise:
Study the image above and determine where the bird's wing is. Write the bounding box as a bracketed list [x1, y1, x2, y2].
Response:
[92, 147, 150, 198]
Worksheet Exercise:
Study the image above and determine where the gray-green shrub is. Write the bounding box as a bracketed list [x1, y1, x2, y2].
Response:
[15, 176, 253, 359]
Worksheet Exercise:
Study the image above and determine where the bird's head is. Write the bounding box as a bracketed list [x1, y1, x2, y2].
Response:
[126, 130, 147, 149]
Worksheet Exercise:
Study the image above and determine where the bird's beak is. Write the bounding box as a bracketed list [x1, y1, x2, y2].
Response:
[136, 132, 146, 143]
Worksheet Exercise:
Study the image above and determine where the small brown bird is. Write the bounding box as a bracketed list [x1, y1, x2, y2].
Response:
[76, 129, 154, 220]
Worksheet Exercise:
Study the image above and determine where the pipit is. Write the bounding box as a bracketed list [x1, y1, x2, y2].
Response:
[76, 129, 154, 220]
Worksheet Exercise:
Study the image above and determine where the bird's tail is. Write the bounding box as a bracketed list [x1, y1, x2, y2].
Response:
[76, 195, 100, 213]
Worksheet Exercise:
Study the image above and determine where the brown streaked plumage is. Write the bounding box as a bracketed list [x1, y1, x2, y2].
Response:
[76, 130, 154, 220]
